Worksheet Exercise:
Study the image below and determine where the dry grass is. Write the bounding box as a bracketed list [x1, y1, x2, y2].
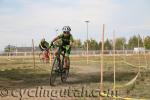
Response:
[0, 54, 150, 100]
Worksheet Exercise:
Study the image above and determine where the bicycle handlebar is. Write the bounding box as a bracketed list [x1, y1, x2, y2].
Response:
[49, 44, 65, 56]
[49, 44, 61, 50]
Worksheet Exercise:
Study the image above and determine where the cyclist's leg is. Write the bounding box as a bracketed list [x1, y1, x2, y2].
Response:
[42, 51, 45, 60]
[45, 50, 50, 63]
[43, 50, 47, 62]
[64, 48, 71, 69]
[64, 56, 67, 69]
[64, 56, 70, 69]
[54, 48, 59, 56]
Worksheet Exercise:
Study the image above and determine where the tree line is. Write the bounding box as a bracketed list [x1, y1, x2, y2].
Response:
[4, 35, 150, 52]
[72, 35, 150, 50]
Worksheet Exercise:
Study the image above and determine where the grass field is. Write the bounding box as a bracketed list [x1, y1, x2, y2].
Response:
[0, 54, 150, 100]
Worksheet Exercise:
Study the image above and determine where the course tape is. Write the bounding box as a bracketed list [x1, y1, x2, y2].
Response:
[122, 61, 146, 68]
[115, 72, 140, 88]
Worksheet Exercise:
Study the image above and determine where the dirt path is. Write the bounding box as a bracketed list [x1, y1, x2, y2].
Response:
[0, 64, 102, 100]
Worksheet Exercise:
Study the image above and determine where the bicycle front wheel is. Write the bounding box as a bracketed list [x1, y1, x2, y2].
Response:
[61, 68, 70, 83]
[50, 58, 60, 86]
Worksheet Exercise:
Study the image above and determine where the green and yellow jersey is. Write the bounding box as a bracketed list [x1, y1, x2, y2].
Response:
[57, 33, 74, 46]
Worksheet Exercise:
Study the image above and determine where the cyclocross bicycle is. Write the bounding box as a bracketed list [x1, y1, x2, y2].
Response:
[49, 44, 70, 86]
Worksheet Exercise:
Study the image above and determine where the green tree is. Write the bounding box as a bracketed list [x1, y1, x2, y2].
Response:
[98, 41, 102, 50]
[83, 39, 99, 50]
[104, 39, 112, 50]
[90, 39, 99, 50]
[83, 40, 90, 50]
[72, 39, 82, 49]
[144, 36, 150, 49]
[128, 35, 143, 49]
[4, 45, 16, 52]
[115, 37, 126, 50]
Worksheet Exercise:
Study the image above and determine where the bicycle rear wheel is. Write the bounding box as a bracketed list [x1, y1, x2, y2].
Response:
[50, 58, 60, 86]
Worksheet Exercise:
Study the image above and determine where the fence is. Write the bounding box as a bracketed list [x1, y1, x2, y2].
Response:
[0, 50, 150, 57]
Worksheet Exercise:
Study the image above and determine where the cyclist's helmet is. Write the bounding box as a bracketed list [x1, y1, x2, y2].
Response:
[62, 26, 71, 32]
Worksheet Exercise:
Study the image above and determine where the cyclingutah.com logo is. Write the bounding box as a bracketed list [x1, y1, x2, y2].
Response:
[0, 86, 118, 100]
[0, 88, 9, 97]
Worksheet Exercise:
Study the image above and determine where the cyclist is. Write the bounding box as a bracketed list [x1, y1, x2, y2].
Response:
[50, 26, 74, 71]
[39, 38, 50, 63]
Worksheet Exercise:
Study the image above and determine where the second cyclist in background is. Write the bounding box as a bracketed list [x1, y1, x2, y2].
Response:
[39, 38, 50, 63]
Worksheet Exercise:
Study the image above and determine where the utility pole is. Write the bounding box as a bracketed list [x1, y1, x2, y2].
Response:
[32, 39, 35, 69]
[85, 20, 90, 64]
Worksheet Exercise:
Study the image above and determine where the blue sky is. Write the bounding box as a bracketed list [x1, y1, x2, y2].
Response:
[0, 0, 150, 51]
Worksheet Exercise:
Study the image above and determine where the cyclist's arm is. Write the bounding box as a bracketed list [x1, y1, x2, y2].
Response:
[70, 41, 73, 47]
[39, 44, 43, 51]
[70, 34, 74, 47]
